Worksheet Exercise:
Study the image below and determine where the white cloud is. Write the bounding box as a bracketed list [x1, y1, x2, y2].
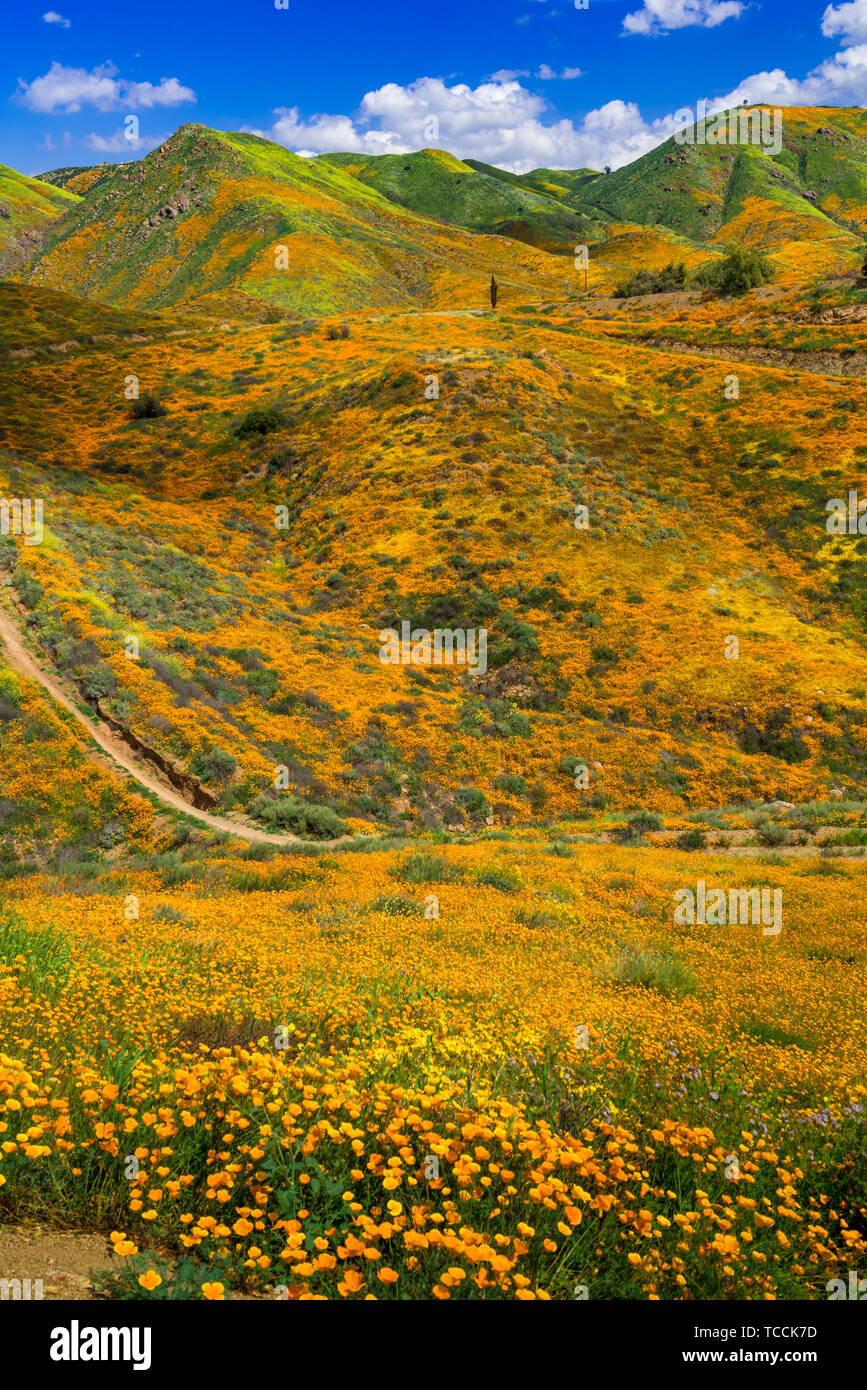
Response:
[269, 107, 371, 154]
[15, 61, 196, 113]
[490, 65, 581, 81]
[254, 77, 674, 173]
[706, 40, 867, 108]
[623, 0, 744, 37]
[43, 10, 71, 27]
[39, 130, 73, 152]
[84, 129, 167, 154]
[821, 0, 867, 44]
[249, 6, 866, 178]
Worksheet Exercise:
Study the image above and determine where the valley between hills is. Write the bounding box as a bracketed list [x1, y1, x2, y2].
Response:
[0, 107, 865, 1304]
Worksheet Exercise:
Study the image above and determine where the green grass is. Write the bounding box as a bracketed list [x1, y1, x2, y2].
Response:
[392, 850, 462, 884]
[606, 944, 698, 997]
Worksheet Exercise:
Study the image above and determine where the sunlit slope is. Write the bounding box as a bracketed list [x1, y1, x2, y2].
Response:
[467, 160, 602, 204]
[0, 281, 186, 357]
[0, 163, 79, 275]
[2, 293, 866, 832]
[22, 125, 571, 313]
[316, 147, 605, 252]
[37, 163, 121, 197]
[575, 106, 867, 274]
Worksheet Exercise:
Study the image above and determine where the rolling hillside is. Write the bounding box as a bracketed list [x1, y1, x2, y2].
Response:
[36, 162, 122, 197]
[23, 125, 572, 314]
[573, 105, 867, 277]
[1, 267, 865, 843]
[1, 100, 867, 1311]
[0, 163, 79, 276]
[315, 147, 607, 252]
[16, 108, 867, 318]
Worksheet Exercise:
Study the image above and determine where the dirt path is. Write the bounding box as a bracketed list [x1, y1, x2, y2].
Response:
[629, 335, 867, 380]
[0, 598, 356, 848]
[0, 1225, 111, 1300]
[0, 1224, 265, 1299]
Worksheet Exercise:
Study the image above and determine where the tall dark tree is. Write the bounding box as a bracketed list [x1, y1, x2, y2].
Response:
[490, 274, 498, 309]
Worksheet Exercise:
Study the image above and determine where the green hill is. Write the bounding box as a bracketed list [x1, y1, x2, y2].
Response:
[0, 281, 182, 358]
[467, 160, 601, 205]
[316, 147, 604, 252]
[12, 107, 867, 312]
[575, 106, 867, 247]
[21, 125, 570, 313]
[0, 164, 79, 275]
[37, 163, 121, 197]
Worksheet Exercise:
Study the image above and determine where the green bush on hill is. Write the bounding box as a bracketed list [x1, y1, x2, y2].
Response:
[232, 406, 287, 439]
[614, 262, 687, 298]
[697, 246, 775, 296]
[248, 793, 346, 839]
[130, 394, 167, 419]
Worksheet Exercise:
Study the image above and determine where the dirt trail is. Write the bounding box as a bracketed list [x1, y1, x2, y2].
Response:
[0, 1224, 264, 1300]
[0, 598, 356, 847]
[0, 1225, 111, 1300]
[632, 335, 867, 380]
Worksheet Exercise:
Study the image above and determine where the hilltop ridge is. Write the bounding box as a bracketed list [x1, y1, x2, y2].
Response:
[13, 106, 865, 315]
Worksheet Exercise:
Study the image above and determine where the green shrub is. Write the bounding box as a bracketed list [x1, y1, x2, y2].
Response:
[755, 821, 789, 847]
[130, 394, 167, 419]
[607, 945, 697, 997]
[475, 864, 523, 893]
[614, 261, 687, 298]
[616, 810, 663, 843]
[393, 851, 461, 884]
[676, 827, 707, 851]
[232, 406, 287, 439]
[13, 569, 43, 608]
[190, 745, 238, 785]
[493, 773, 528, 797]
[80, 665, 116, 701]
[245, 667, 279, 698]
[590, 644, 617, 664]
[455, 787, 489, 820]
[698, 246, 774, 296]
[249, 794, 346, 839]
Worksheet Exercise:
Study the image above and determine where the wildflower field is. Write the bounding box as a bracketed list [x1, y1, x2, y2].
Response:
[1, 830, 864, 1301]
[1, 92, 866, 1316]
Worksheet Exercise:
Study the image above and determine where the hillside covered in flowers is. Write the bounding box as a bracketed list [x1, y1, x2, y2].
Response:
[0, 107, 865, 1305]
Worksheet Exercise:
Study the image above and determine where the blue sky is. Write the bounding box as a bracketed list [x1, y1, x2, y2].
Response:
[3, 0, 866, 175]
